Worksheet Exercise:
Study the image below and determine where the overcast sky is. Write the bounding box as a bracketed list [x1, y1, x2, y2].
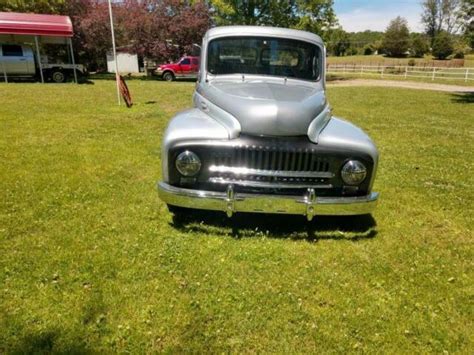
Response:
[334, 0, 425, 32]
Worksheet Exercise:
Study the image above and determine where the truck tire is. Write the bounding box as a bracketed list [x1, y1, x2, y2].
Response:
[162, 72, 174, 82]
[51, 70, 66, 83]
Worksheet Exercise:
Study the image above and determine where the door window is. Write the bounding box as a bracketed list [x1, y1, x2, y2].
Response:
[180, 58, 191, 65]
[2, 45, 23, 57]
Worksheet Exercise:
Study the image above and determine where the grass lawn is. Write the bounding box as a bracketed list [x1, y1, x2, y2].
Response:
[327, 73, 474, 87]
[327, 54, 474, 67]
[0, 80, 472, 353]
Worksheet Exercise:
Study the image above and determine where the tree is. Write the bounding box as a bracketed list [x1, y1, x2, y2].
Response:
[0, 0, 66, 13]
[209, 0, 338, 37]
[293, 0, 338, 39]
[459, 0, 474, 47]
[432, 31, 454, 59]
[421, 0, 464, 42]
[67, 0, 210, 70]
[326, 27, 350, 56]
[409, 33, 430, 57]
[382, 16, 410, 57]
[210, 0, 296, 26]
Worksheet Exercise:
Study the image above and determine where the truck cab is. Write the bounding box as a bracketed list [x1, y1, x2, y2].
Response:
[156, 56, 200, 81]
[0, 43, 86, 83]
[0, 44, 35, 76]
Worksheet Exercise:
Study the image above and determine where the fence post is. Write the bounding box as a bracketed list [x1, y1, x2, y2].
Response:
[431, 67, 436, 81]
[465, 68, 469, 83]
[404, 66, 408, 79]
[343, 64, 346, 74]
[381, 66, 384, 78]
[360, 65, 363, 75]
[1, 60, 7, 83]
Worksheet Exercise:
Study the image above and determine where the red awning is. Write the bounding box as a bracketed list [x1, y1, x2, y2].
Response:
[0, 12, 73, 37]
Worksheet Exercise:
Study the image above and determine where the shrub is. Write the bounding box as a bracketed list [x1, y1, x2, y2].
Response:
[363, 44, 375, 55]
[410, 35, 430, 57]
[432, 32, 454, 60]
[408, 59, 416, 66]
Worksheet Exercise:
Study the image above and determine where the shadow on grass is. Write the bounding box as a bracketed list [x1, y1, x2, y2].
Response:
[326, 74, 353, 82]
[10, 329, 91, 354]
[451, 92, 474, 104]
[170, 209, 377, 242]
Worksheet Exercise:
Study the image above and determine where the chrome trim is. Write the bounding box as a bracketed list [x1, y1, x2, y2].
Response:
[208, 177, 333, 189]
[158, 182, 378, 217]
[208, 165, 334, 178]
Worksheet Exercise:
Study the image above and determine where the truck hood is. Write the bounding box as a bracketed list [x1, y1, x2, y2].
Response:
[197, 79, 327, 136]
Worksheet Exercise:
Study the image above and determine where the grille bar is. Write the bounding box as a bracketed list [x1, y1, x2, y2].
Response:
[210, 145, 331, 173]
[209, 177, 333, 189]
[209, 165, 334, 178]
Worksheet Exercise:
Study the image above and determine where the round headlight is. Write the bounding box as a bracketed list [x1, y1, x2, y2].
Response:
[341, 160, 367, 185]
[175, 150, 201, 176]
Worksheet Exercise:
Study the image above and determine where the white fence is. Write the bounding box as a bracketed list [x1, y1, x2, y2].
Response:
[327, 64, 474, 82]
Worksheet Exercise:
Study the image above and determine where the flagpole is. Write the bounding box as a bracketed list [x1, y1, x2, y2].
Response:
[108, 0, 121, 105]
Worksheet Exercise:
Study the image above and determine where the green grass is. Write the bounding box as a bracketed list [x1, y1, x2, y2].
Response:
[1, 81, 473, 353]
[327, 72, 474, 87]
[328, 54, 473, 67]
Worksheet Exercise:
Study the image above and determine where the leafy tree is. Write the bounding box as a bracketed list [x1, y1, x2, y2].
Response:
[382, 16, 410, 57]
[209, 0, 337, 37]
[0, 0, 66, 13]
[432, 31, 454, 59]
[459, 0, 474, 47]
[421, 0, 464, 42]
[293, 0, 338, 38]
[409, 33, 430, 57]
[326, 27, 349, 56]
[345, 30, 384, 54]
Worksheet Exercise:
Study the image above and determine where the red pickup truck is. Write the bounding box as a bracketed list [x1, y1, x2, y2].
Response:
[156, 56, 200, 81]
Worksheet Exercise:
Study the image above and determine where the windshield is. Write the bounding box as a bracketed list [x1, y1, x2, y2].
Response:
[207, 37, 321, 81]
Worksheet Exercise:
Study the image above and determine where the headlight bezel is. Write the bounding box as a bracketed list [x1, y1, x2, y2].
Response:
[175, 150, 201, 177]
[341, 160, 367, 186]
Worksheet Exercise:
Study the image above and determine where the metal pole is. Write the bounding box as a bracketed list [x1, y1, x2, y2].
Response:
[108, 0, 121, 105]
[69, 38, 78, 84]
[34, 36, 44, 83]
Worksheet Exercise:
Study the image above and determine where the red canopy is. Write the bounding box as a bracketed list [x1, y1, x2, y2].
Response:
[0, 12, 73, 37]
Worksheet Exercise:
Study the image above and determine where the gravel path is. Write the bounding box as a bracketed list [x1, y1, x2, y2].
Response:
[328, 79, 473, 93]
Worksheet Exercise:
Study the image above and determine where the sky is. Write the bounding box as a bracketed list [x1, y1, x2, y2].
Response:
[334, 0, 425, 33]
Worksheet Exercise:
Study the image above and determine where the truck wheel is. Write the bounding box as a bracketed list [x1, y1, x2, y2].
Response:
[163, 72, 174, 82]
[51, 70, 66, 83]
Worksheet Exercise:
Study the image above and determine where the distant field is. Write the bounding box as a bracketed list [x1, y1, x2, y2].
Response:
[0, 81, 472, 353]
[327, 54, 473, 68]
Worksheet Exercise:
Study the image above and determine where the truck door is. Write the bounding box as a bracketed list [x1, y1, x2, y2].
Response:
[191, 58, 199, 74]
[1, 45, 29, 75]
[178, 57, 191, 77]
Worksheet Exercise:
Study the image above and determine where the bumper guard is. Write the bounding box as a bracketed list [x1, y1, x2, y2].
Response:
[158, 182, 378, 221]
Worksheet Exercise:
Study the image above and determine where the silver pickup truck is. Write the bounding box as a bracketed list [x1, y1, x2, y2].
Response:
[0, 43, 85, 83]
[158, 26, 379, 221]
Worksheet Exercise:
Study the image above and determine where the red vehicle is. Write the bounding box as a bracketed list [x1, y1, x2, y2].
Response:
[156, 56, 200, 81]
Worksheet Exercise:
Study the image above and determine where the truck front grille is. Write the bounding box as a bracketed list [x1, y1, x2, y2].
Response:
[207, 145, 334, 189]
[210, 145, 331, 173]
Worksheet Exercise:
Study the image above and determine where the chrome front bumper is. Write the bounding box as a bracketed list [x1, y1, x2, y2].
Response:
[158, 182, 378, 220]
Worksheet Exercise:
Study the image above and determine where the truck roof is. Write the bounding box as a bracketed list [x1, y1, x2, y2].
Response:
[204, 26, 324, 46]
